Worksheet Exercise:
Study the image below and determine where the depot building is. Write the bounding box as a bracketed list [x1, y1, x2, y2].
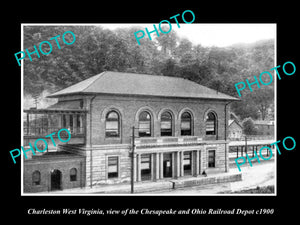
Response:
[23, 71, 238, 193]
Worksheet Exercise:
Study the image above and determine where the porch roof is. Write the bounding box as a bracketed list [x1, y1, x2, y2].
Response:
[24, 101, 87, 114]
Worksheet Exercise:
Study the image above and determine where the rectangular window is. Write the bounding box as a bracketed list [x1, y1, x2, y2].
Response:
[206, 121, 215, 133]
[139, 121, 151, 137]
[208, 150, 215, 168]
[108, 156, 119, 178]
[161, 121, 172, 136]
[106, 121, 119, 137]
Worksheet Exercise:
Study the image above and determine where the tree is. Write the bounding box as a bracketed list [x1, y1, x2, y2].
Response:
[242, 118, 258, 135]
[250, 87, 274, 120]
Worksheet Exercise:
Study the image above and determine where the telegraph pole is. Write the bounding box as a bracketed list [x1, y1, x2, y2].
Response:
[131, 126, 136, 194]
[245, 135, 248, 155]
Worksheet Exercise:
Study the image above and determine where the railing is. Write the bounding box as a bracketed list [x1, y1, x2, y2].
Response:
[23, 127, 85, 137]
[229, 135, 274, 141]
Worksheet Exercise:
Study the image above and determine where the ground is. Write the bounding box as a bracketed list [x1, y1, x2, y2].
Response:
[36, 159, 275, 195]
[144, 160, 275, 194]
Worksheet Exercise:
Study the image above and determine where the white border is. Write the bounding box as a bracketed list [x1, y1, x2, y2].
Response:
[21, 23, 277, 197]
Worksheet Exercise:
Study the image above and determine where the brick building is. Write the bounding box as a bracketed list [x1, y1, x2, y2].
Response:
[23, 71, 238, 193]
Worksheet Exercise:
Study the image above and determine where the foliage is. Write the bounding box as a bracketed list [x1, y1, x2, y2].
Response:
[242, 118, 258, 135]
[23, 25, 275, 120]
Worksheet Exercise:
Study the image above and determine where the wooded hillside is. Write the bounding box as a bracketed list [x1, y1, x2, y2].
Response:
[23, 25, 275, 121]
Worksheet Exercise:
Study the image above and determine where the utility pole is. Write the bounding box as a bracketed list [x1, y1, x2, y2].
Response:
[245, 135, 248, 155]
[131, 126, 136, 194]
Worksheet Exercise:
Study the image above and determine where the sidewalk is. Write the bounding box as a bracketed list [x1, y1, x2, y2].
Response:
[37, 170, 241, 195]
[35, 161, 274, 195]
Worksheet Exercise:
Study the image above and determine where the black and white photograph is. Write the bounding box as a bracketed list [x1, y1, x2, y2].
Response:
[20, 23, 276, 196]
[3, 4, 298, 220]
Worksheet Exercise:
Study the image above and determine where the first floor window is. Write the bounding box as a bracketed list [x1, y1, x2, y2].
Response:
[70, 168, 77, 181]
[32, 170, 41, 185]
[108, 156, 119, 178]
[208, 150, 215, 167]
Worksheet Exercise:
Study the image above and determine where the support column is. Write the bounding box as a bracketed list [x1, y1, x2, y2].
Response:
[151, 153, 154, 181]
[194, 150, 199, 177]
[180, 151, 184, 177]
[137, 154, 141, 182]
[175, 152, 180, 178]
[160, 153, 164, 179]
[133, 153, 137, 182]
[171, 152, 175, 178]
[73, 114, 77, 134]
[155, 153, 160, 181]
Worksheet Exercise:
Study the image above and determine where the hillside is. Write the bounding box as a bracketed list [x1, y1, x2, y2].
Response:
[23, 25, 274, 120]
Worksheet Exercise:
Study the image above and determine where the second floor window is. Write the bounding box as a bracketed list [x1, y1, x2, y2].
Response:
[105, 111, 120, 137]
[181, 112, 192, 136]
[138, 111, 152, 137]
[161, 111, 172, 136]
[206, 112, 217, 135]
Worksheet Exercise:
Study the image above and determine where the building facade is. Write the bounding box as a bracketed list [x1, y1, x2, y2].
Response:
[228, 119, 243, 140]
[23, 71, 238, 192]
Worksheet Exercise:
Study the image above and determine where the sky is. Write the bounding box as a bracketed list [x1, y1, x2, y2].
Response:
[100, 23, 276, 47]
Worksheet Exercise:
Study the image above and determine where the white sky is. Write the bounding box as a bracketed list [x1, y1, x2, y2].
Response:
[100, 23, 276, 47]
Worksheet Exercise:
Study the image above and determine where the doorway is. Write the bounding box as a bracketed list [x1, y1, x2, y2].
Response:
[51, 169, 62, 191]
[163, 153, 172, 178]
[183, 151, 192, 176]
[141, 154, 151, 181]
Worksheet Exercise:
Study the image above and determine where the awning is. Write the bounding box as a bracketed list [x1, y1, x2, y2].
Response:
[24, 101, 87, 114]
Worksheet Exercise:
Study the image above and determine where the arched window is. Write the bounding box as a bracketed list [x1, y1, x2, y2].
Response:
[206, 112, 217, 135]
[181, 112, 192, 136]
[32, 170, 41, 185]
[161, 111, 173, 136]
[138, 111, 152, 137]
[70, 168, 77, 181]
[105, 111, 120, 137]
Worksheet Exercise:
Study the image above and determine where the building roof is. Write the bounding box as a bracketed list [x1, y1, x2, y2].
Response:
[48, 71, 239, 101]
[228, 119, 243, 129]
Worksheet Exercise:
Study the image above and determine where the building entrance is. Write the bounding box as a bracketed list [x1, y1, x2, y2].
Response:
[183, 151, 192, 175]
[141, 154, 151, 181]
[51, 169, 62, 191]
[163, 153, 172, 178]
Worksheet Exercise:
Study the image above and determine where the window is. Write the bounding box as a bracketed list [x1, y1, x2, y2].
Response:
[70, 168, 77, 181]
[138, 111, 151, 137]
[208, 150, 215, 167]
[32, 171, 41, 185]
[161, 112, 172, 136]
[105, 111, 120, 137]
[108, 156, 119, 178]
[181, 112, 192, 136]
[206, 112, 217, 135]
